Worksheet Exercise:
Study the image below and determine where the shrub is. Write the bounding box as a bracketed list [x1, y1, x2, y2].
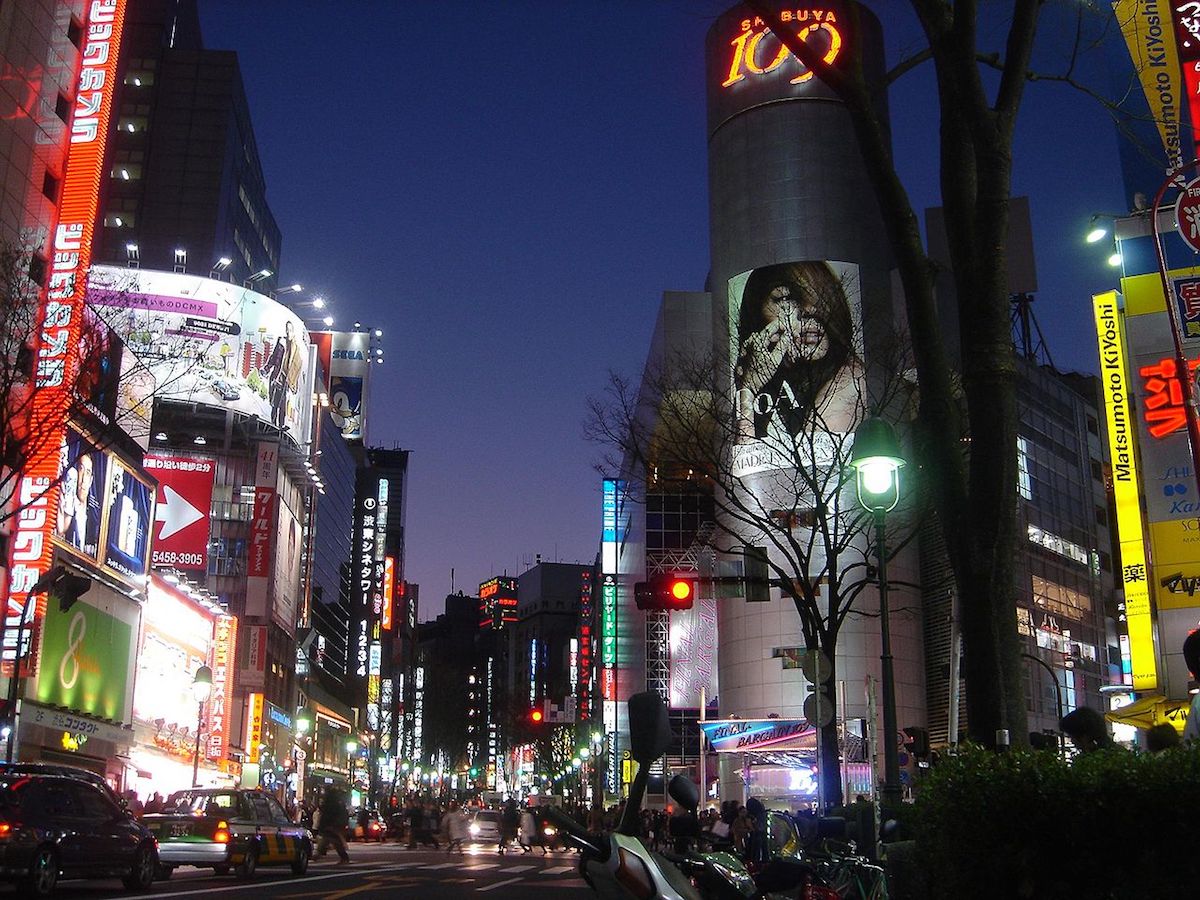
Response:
[911, 744, 1200, 899]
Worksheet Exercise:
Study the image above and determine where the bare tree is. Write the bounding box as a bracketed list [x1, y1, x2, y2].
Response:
[586, 295, 919, 805]
[742, 0, 1073, 745]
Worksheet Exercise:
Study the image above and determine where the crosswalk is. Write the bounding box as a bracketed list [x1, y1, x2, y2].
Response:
[311, 854, 586, 892]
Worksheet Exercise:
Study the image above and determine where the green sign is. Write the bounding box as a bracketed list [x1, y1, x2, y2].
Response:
[37, 597, 132, 722]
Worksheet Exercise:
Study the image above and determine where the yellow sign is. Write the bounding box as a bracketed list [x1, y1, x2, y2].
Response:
[1114, 0, 1183, 168]
[1094, 293, 1157, 690]
[246, 692, 264, 764]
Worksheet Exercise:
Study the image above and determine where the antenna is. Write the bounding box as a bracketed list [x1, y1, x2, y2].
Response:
[1010, 292, 1055, 368]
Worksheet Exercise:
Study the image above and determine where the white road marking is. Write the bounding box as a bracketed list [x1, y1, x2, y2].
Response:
[477, 876, 524, 892]
[497, 864, 535, 873]
[541, 865, 576, 875]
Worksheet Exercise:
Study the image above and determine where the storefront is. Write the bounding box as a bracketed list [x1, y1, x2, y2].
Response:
[127, 577, 237, 798]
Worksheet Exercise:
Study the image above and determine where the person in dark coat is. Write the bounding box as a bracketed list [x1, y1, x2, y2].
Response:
[315, 788, 351, 863]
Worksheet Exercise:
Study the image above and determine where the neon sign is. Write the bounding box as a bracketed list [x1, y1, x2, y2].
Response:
[722, 11, 843, 88]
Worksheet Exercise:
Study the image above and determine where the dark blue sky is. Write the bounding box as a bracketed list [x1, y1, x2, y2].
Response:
[198, 2, 1127, 619]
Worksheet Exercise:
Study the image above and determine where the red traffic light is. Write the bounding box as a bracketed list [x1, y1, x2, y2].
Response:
[530, 708, 544, 724]
[635, 574, 697, 610]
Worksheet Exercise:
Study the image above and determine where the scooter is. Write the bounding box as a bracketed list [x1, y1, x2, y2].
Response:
[542, 691, 828, 900]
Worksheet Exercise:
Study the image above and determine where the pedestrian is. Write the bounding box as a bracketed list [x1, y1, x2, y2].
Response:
[315, 788, 351, 864]
[1184, 629, 1200, 742]
[405, 799, 422, 849]
[519, 806, 537, 854]
[144, 792, 163, 814]
[1145, 722, 1181, 753]
[445, 801, 468, 853]
[1060, 706, 1114, 754]
[499, 798, 520, 854]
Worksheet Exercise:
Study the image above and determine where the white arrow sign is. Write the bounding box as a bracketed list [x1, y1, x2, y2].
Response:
[155, 484, 204, 540]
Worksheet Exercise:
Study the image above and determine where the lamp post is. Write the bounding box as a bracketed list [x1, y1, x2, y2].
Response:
[346, 738, 358, 797]
[294, 709, 312, 803]
[191, 665, 213, 788]
[849, 415, 906, 812]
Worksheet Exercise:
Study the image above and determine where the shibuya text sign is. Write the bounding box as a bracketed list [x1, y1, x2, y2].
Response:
[722, 9, 843, 88]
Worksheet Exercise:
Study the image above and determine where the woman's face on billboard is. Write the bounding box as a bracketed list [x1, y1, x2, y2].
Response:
[761, 281, 829, 364]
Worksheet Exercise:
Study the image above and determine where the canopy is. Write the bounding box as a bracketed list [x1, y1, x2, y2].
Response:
[1104, 695, 1189, 732]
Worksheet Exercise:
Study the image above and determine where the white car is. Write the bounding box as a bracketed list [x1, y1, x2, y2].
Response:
[468, 809, 503, 844]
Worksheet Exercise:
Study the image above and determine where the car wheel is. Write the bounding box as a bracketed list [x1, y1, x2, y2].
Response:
[20, 846, 58, 898]
[213, 864, 230, 876]
[236, 845, 258, 879]
[155, 864, 174, 880]
[122, 842, 156, 891]
[291, 842, 309, 876]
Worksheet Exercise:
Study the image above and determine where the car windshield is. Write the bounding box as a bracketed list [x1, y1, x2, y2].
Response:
[474, 811, 502, 823]
[167, 791, 240, 815]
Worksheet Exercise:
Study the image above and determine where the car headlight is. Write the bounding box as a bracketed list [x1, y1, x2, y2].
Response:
[469, 823, 480, 836]
[543, 827, 556, 837]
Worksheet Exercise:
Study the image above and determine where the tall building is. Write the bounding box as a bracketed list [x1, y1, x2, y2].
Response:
[95, 0, 280, 288]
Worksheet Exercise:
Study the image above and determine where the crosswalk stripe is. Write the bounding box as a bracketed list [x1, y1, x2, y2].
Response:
[464, 863, 500, 870]
[478, 876, 524, 892]
[420, 862, 460, 869]
[497, 864, 535, 873]
[541, 865, 575, 875]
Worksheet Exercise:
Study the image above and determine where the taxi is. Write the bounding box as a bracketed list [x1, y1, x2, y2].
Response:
[142, 788, 311, 879]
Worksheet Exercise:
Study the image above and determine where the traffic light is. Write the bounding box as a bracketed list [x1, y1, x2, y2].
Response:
[529, 707, 545, 725]
[903, 726, 929, 757]
[468, 766, 479, 778]
[634, 574, 697, 610]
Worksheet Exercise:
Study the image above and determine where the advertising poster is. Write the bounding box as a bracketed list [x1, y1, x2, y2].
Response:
[272, 495, 302, 632]
[35, 583, 135, 723]
[102, 460, 153, 582]
[728, 260, 864, 476]
[668, 597, 719, 710]
[243, 624, 267, 689]
[310, 330, 371, 440]
[144, 455, 216, 571]
[54, 428, 108, 564]
[86, 266, 315, 449]
[246, 443, 277, 618]
[207, 614, 237, 762]
[133, 582, 214, 732]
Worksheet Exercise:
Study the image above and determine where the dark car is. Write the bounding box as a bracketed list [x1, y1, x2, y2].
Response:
[0, 771, 158, 896]
[0, 762, 128, 812]
[141, 788, 310, 880]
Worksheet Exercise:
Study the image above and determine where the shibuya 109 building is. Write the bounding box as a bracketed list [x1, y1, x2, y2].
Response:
[604, 0, 929, 809]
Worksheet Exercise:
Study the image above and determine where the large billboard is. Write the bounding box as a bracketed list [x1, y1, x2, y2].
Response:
[310, 331, 371, 441]
[35, 581, 137, 723]
[729, 260, 864, 476]
[134, 581, 215, 744]
[86, 266, 316, 448]
[6, 0, 127, 676]
[143, 454, 215, 571]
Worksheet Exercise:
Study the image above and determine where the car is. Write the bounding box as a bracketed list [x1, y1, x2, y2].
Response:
[141, 788, 310, 880]
[212, 378, 240, 401]
[0, 762, 128, 813]
[0, 771, 158, 896]
[468, 809, 503, 845]
[348, 807, 386, 842]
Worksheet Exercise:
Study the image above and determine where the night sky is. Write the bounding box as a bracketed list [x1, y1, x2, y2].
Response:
[197, 2, 1128, 619]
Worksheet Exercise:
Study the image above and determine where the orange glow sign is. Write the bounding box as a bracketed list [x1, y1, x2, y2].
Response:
[4, 0, 126, 675]
[246, 692, 264, 764]
[207, 615, 237, 762]
[381, 557, 395, 630]
[723, 10, 843, 88]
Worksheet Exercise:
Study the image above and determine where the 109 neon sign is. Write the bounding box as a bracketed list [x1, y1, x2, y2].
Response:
[723, 10, 843, 88]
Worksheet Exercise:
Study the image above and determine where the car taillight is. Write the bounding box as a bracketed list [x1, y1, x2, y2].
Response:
[0, 822, 11, 839]
[214, 820, 230, 843]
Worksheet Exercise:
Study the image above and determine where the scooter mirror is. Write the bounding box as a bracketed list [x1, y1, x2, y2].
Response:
[667, 774, 699, 813]
[627, 690, 672, 765]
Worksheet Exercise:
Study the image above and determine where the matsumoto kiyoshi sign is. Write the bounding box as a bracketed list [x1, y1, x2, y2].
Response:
[36, 590, 134, 723]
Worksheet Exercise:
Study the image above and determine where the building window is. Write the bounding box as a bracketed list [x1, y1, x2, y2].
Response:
[1086, 415, 1099, 436]
[1094, 506, 1108, 528]
[55, 94, 71, 123]
[42, 171, 59, 202]
[67, 17, 83, 49]
[116, 116, 147, 134]
[1090, 458, 1103, 482]
[110, 163, 142, 182]
[27, 254, 47, 286]
[103, 212, 136, 229]
[1017, 436, 1033, 501]
[123, 69, 155, 87]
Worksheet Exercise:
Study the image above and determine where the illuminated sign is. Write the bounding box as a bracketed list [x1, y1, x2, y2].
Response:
[207, 615, 236, 762]
[1114, 0, 1182, 169]
[601, 574, 617, 699]
[700, 719, 816, 754]
[309, 331, 372, 441]
[479, 576, 518, 630]
[577, 571, 593, 721]
[145, 455, 215, 571]
[37, 587, 134, 721]
[1172, 4, 1200, 153]
[382, 557, 395, 630]
[722, 10, 843, 88]
[4, 0, 127, 676]
[246, 692, 264, 763]
[1093, 292, 1157, 690]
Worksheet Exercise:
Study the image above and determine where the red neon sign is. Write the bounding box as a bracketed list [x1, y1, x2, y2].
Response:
[1139, 356, 1200, 438]
[381, 557, 395, 630]
[5, 0, 126, 675]
[723, 11, 843, 88]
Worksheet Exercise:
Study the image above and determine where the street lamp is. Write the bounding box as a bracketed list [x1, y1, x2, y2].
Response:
[346, 738, 358, 792]
[191, 665, 213, 788]
[849, 415, 905, 811]
[294, 709, 312, 802]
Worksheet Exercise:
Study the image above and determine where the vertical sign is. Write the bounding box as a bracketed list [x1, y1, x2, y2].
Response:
[5, 0, 127, 674]
[245, 692, 264, 764]
[1115, 0, 1183, 169]
[246, 443, 277, 618]
[1171, 3, 1200, 152]
[577, 570, 594, 721]
[1093, 293, 1157, 690]
[207, 615, 237, 762]
[381, 557, 395, 630]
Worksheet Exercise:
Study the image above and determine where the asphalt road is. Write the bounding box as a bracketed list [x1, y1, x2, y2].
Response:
[0, 843, 591, 899]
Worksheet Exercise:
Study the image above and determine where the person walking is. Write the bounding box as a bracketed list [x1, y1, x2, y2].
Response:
[519, 806, 537, 854]
[446, 801, 468, 853]
[315, 788, 351, 864]
[499, 798, 520, 854]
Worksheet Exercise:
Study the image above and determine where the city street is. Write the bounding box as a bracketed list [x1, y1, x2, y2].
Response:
[0, 845, 588, 899]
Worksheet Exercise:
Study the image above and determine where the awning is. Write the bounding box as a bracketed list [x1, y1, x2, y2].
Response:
[1104, 694, 1189, 732]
